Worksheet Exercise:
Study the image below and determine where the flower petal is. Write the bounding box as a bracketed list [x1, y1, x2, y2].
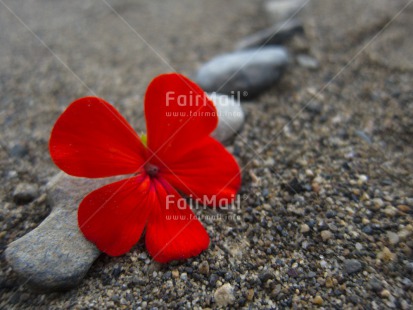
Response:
[78, 175, 152, 256]
[50, 97, 146, 178]
[159, 137, 241, 205]
[145, 177, 210, 263]
[145, 73, 218, 163]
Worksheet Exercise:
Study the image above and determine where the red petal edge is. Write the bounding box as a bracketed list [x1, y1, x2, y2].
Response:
[78, 175, 152, 256]
[145, 73, 218, 164]
[145, 177, 210, 263]
[160, 137, 241, 205]
[50, 97, 146, 178]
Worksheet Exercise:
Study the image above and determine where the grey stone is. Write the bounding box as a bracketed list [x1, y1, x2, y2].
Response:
[195, 47, 289, 98]
[369, 277, 383, 292]
[344, 259, 363, 275]
[235, 19, 304, 50]
[406, 262, 413, 274]
[296, 54, 319, 69]
[387, 231, 400, 245]
[5, 173, 121, 291]
[264, 0, 309, 23]
[320, 230, 333, 241]
[401, 278, 412, 289]
[13, 183, 39, 204]
[209, 93, 245, 142]
[214, 283, 235, 306]
[180, 272, 188, 281]
[10, 143, 29, 158]
[355, 130, 373, 144]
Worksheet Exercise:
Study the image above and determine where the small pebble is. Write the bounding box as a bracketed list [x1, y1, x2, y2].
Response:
[372, 198, 384, 208]
[198, 261, 210, 275]
[355, 243, 363, 251]
[325, 277, 334, 288]
[10, 143, 29, 158]
[398, 229, 411, 240]
[406, 262, 413, 274]
[296, 54, 319, 70]
[214, 283, 235, 306]
[321, 230, 333, 241]
[171, 270, 179, 279]
[383, 206, 397, 217]
[235, 19, 304, 49]
[362, 225, 373, 235]
[355, 130, 372, 144]
[369, 277, 383, 292]
[300, 224, 310, 233]
[362, 218, 370, 225]
[348, 295, 360, 304]
[401, 278, 412, 288]
[302, 241, 309, 249]
[387, 231, 399, 245]
[209, 92, 245, 142]
[305, 169, 314, 177]
[264, 0, 308, 22]
[246, 288, 254, 301]
[378, 247, 395, 262]
[397, 205, 410, 213]
[209, 274, 219, 286]
[13, 183, 39, 204]
[312, 295, 323, 305]
[271, 284, 282, 298]
[344, 259, 362, 274]
[380, 289, 391, 299]
[162, 271, 172, 280]
[7, 170, 18, 179]
[357, 174, 368, 184]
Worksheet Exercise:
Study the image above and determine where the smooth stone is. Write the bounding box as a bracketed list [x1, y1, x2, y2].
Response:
[296, 54, 319, 69]
[10, 143, 29, 158]
[344, 259, 363, 275]
[300, 223, 310, 233]
[355, 130, 373, 144]
[198, 260, 210, 275]
[235, 19, 304, 50]
[13, 183, 39, 204]
[369, 277, 383, 292]
[214, 283, 235, 306]
[208, 93, 245, 142]
[312, 295, 323, 305]
[321, 230, 333, 241]
[195, 47, 289, 98]
[387, 231, 400, 245]
[5, 173, 120, 291]
[264, 0, 309, 23]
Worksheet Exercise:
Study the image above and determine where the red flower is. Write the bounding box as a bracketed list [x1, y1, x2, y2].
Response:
[49, 73, 241, 263]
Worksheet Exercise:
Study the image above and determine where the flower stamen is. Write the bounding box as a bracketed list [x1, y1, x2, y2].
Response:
[145, 163, 159, 177]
